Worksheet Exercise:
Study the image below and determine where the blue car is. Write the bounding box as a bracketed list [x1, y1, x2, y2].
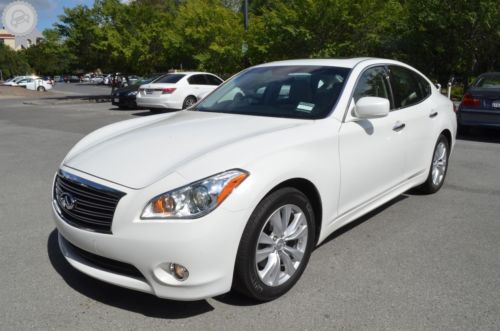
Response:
[458, 72, 500, 130]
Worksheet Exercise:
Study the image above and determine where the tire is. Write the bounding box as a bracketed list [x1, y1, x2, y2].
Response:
[234, 187, 315, 301]
[182, 96, 197, 109]
[37, 86, 46, 92]
[416, 134, 450, 194]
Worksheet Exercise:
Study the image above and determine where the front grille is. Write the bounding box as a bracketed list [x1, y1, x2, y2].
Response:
[54, 170, 125, 234]
[62, 236, 144, 280]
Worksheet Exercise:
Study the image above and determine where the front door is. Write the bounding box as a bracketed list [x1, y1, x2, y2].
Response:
[338, 66, 407, 215]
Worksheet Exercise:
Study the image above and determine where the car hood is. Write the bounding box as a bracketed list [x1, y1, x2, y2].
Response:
[64, 111, 306, 189]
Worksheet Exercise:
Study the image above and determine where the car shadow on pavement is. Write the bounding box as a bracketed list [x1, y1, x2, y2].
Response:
[318, 194, 409, 248]
[215, 194, 411, 307]
[47, 230, 215, 318]
[130, 109, 181, 116]
[457, 127, 500, 143]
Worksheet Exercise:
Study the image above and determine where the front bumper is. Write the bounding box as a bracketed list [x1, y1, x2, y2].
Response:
[53, 169, 251, 301]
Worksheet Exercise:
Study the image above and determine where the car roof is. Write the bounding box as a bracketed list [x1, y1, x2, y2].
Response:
[253, 58, 413, 69]
[165, 71, 218, 76]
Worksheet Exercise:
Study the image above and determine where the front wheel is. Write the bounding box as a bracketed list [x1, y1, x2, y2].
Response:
[417, 134, 450, 194]
[37, 86, 46, 92]
[234, 187, 315, 301]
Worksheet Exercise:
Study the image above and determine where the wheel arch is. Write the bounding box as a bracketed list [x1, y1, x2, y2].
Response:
[267, 178, 323, 245]
[440, 128, 453, 149]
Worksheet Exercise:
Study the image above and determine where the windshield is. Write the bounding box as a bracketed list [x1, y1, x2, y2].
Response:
[195, 66, 350, 119]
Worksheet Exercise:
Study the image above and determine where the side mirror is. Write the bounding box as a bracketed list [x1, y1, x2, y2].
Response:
[354, 96, 390, 119]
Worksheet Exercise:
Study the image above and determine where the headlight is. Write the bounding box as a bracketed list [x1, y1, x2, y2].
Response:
[141, 169, 248, 219]
[128, 91, 138, 96]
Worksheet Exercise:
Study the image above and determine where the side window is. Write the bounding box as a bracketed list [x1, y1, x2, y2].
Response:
[205, 75, 223, 86]
[389, 66, 426, 108]
[188, 75, 206, 85]
[353, 67, 390, 103]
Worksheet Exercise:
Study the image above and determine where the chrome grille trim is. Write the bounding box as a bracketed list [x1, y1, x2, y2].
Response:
[53, 170, 126, 234]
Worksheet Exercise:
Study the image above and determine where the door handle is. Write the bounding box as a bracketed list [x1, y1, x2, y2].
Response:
[393, 122, 406, 131]
[429, 111, 438, 118]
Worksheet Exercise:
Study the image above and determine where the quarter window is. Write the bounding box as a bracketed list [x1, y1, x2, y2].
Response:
[188, 75, 207, 85]
[205, 75, 223, 86]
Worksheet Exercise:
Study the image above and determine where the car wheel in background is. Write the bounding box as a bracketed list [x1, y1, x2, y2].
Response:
[417, 134, 450, 194]
[234, 187, 315, 301]
[182, 96, 197, 109]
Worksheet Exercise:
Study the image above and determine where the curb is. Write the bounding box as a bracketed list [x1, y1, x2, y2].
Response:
[23, 95, 112, 106]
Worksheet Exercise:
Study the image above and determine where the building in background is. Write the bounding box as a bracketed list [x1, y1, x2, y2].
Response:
[0, 28, 43, 50]
[0, 28, 16, 49]
[16, 30, 43, 49]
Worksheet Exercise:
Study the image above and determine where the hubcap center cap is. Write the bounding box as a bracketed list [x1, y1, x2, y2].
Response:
[275, 239, 285, 251]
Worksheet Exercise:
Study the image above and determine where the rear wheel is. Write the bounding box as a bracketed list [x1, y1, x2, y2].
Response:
[234, 187, 315, 301]
[182, 96, 197, 109]
[37, 86, 46, 92]
[417, 134, 450, 194]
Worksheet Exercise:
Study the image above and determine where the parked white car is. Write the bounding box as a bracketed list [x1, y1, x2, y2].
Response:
[12, 77, 42, 87]
[90, 76, 104, 84]
[26, 79, 53, 91]
[2, 76, 38, 86]
[136, 72, 223, 111]
[52, 58, 456, 301]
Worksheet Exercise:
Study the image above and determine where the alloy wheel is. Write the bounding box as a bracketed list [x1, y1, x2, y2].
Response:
[255, 204, 308, 287]
[431, 141, 448, 186]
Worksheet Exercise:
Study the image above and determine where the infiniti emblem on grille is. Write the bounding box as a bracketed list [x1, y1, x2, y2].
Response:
[58, 192, 76, 210]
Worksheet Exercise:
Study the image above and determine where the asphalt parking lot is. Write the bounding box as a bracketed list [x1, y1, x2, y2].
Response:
[0, 96, 499, 330]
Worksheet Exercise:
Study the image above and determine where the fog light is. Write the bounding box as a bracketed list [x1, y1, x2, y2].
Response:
[169, 263, 189, 281]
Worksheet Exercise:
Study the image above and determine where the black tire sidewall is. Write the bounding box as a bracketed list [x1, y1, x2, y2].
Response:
[235, 187, 315, 301]
[424, 134, 450, 193]
[182, 96, 196, 109]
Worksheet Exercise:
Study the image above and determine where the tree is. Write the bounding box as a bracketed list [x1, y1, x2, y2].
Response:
[173, 0, 245, 74]
[398, 0, 500, 84]
[55, 4, 103, 72]
[22, 29, 73, 75]
[0, 44, 30, 78]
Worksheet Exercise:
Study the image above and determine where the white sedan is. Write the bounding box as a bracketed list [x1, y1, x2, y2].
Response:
[26, 79, 53, 91]
[136, 71, 223, 111]
[52, 58, 456, 301]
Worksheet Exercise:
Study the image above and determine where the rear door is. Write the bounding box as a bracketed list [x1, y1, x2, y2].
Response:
[338, 66, 407, 215]
[388, 65, 436, 178]
[187, 74, 209, 97]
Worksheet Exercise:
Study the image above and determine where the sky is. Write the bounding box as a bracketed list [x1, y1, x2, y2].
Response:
[0, 0, 96, 32]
